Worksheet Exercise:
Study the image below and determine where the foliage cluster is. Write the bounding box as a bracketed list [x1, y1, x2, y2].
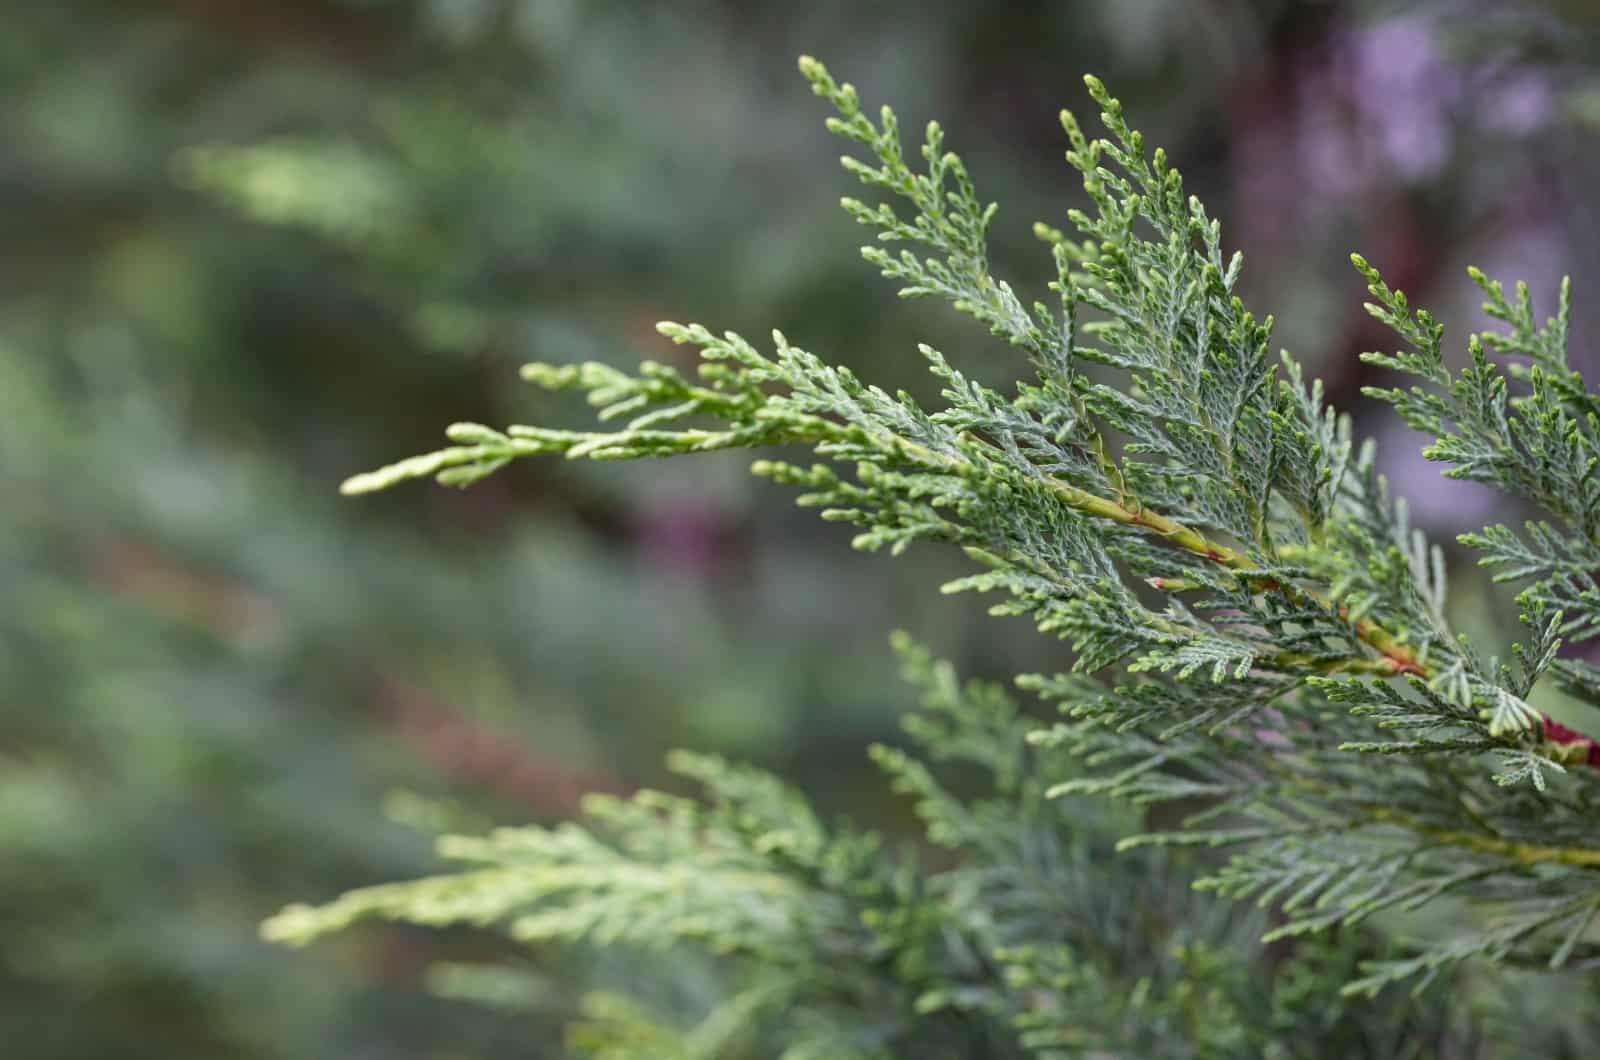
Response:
[272, 58, 1600, 1056]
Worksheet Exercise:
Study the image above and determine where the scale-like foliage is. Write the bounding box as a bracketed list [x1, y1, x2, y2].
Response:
[270, 635, 1481, 1058]
[282, 57, 1600, 1054]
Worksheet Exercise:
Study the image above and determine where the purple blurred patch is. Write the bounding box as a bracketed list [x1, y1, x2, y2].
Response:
[635, 496, 733, 579]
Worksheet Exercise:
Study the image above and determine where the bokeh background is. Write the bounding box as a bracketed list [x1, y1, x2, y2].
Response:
[7, 1, 1600, 1056]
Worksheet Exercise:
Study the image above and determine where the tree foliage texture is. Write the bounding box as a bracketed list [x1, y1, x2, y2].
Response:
[271, 58, 1600, 1057]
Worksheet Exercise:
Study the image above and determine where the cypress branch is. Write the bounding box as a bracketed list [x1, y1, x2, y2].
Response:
[290, 54, 1600, 1054]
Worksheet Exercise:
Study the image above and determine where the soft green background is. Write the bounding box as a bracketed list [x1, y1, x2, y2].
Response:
[6, 2, 1599, 1056]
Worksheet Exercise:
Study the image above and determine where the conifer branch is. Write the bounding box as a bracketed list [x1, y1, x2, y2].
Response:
[309, 54, 1600, 1019]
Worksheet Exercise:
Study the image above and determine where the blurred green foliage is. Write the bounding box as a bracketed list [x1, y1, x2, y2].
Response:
[7, 1, 1600, 1056]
